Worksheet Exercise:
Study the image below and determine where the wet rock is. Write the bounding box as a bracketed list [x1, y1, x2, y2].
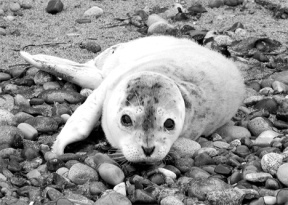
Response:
[47, 158, 65, 172]
[216, 125, 251, 142]
[46, 0, 64, 14]
[247, 117, 273, 136]
[39, 89, 86, 104]
[261, 153, 283, 175]
[83, 6, 103, 18]
[172, 138, 201, 157]
[95, 191, 132, 205]
[25, 117, 58, 132]
[98, 163, 125, 186]
[68, 163, 98, 185]
[188, 177, 231, 201]
[276, 163, 288, 186]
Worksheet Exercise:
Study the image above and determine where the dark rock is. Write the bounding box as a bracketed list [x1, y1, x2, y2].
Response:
[253, 51, 269, 62]
[254, 98, 278, 114]
[149, 173, 165, 185]
[194, 152, 214, 166]
[47, 158, 65, 172]
[188, 4, 207, 15]
[46, 0, 64, 14]
[227, 22, 244, 32]
[29, 98, 44, 105]
[131, 189, 156, 204]
[75, 18, 91, 24]
[214, 164, 232, 175]
[79, 41, 101, 53]
[235, 145, 250, 157]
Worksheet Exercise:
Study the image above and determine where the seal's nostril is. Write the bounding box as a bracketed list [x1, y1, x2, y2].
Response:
[141, 146, 155, 157]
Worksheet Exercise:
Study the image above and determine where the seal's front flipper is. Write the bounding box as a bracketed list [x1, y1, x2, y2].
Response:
[20, 51, 103, 89]
[51, 84, 107, 155]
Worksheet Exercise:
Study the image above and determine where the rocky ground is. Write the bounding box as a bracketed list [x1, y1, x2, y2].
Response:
[1, 0, 288, 205]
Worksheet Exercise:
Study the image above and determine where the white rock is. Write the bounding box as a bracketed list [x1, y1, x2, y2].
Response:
[261, 153, 283, 175]
[0, 173, 7, 181]
[171, 138, 201, 157]
[259, 87, 274, 95]
[253, 130, 279, 145]
[272, 81, 288, 93]
[263, 196, 276, 205]
[146, 14, 168, 27]
[214, 35, 233, 46]
[56, 167, 69, 178]
[161, 196, 184, 205]
[243, 95, 264, 106]
[158, 168, 177, 179]
[83, 6, 103, 18]
[113, 182, 126, 196]
[277, 163, 288, 186]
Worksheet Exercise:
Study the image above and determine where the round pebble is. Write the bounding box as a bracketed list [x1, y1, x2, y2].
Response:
[10, 2, 21, 12]
[83, 6, 103, 18]
[276, 163, 288, 186]
[68, 163, 98, 185]
[261, 153, 283, 175]
[247, 117, 273, 136]
[46, 0, 64, 14]
[216, 125, 251, 142]
[253, 130, 280, 146]
[171, 138, 201, 157]
[98, 163, 125, 186]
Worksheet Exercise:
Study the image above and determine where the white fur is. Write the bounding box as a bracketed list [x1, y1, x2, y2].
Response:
[21, 36, 245, 162]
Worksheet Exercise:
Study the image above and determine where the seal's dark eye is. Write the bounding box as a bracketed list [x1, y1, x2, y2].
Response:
[121, 114, 132, 126]
[164, 118, 175, 130]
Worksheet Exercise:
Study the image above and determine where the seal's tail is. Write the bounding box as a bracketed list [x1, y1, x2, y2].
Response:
[20, 51, 103, 90]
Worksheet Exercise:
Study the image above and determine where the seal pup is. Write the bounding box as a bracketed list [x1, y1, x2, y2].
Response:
[21, 36, 245, 163]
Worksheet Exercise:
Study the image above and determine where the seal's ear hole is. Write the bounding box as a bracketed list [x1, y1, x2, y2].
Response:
[121, 114, 133, 127]
[164, 118, 175, 130]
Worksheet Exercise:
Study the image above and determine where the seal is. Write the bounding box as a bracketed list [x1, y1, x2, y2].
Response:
[20, 36, 245, 163]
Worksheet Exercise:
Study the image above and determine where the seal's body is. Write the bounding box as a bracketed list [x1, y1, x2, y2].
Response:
[21, 36, 245, 163]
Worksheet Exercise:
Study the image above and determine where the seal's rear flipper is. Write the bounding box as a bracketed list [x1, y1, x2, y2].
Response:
[20, 51, 104, 89]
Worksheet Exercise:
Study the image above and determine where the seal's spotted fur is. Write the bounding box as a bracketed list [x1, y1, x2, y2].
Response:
[21, 36, 245, 163]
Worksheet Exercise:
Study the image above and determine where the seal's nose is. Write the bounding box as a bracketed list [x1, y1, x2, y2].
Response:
[141, 146, 155, 157]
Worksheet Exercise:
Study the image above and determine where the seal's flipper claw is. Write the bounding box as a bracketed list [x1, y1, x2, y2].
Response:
[20, 51, 104, 89]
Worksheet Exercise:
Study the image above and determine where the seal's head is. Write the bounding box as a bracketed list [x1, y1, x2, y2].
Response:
[102, 71, 186, 163]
